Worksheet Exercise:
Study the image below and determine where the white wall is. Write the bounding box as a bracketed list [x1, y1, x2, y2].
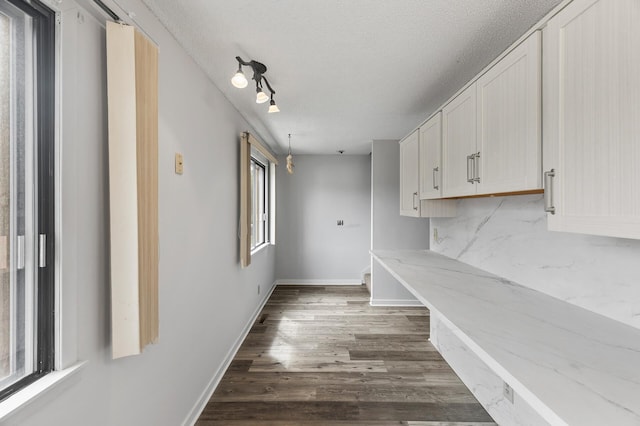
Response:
[5, 0, 277, 424]
[370, 140, 429, 304]
[275, 155, 371, 283]
[431, 194, 640, 331]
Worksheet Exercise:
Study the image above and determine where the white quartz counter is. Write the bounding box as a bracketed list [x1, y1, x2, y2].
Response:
[371, 249, 640, 426]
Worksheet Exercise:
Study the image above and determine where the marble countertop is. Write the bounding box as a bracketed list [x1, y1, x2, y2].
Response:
[371, 249, 640, 426]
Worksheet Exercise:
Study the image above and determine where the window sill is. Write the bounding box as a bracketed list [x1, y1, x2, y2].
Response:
[251, 242, 271, 256]
[0, 361, 87, 422]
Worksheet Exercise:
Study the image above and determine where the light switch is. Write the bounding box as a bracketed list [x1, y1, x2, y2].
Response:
[175, 153, 184, 175]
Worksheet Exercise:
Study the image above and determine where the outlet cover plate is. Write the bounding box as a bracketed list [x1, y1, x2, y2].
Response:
[503, 382, 514, 403]
[175, 153, 184, 174]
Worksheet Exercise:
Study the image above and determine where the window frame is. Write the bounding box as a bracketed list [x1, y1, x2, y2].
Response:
[0, 0, 56, 402]
[240, 133, 277, 267]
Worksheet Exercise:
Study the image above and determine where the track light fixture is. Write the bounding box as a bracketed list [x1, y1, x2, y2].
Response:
[231, 56, 279, 113]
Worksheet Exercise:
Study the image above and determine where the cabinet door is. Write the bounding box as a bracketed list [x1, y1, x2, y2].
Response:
[543, 0, 640, 239]
[477, 31, 541, 195]
[419, 112, 443, 199]
[399, 130, 420, 217]
[442, 84, 477, 197]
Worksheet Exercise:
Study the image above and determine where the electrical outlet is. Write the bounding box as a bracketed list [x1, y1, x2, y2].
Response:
[503, 382, 514, 403]
[433, 227, 439, 243]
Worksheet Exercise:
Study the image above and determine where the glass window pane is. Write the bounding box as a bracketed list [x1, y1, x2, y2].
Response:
[250, 161, 255, 248]
[0, 0, 35, 391]
[0, 9, 10, 381]
[257, 163, 265, 245]
[250, 158, 267, 250]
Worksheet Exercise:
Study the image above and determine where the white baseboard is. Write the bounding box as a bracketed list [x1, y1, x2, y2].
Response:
[276, 279, 363, 286]
[369, 298, 424, 307]
[181, 281, 277, 426]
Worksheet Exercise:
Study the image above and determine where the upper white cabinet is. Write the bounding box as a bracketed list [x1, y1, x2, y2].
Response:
[400, 129, 457, 218]
[442, 84, 477, 197]
[400, 130, 420, 217]
[543, 0, 640, 239]
[419, 112, 444, 199]
[442, 31, 542, 198]
[476, 31, 542, 194]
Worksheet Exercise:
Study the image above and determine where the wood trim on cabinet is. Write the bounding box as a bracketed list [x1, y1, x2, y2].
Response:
[441, 189, 544, 200]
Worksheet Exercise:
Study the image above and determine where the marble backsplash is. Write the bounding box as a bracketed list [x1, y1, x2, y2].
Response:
[430, 194, 640, 330]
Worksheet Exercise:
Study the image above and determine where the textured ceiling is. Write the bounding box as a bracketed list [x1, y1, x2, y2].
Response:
[141, 0, 562, 154]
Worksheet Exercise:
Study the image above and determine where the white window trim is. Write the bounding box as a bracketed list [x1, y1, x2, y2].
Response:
[0, 0, 86, 420]
[250, 242, 270, 256]
[0, 361, 86, 421]
[54, 0, 80, 372]
[269, 158, 276, 246]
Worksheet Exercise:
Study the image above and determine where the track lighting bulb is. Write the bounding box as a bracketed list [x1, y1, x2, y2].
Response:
[256, 89, 269, 104]
[231, 69, 248, 88]
[268, 99, 280, 113]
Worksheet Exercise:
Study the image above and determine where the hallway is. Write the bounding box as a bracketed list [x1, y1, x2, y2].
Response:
[196, 285, 495, 425]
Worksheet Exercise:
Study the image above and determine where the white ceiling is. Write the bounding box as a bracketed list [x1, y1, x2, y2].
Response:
[141, 0, 562, 155]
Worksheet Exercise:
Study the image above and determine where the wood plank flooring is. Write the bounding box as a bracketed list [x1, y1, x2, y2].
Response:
[196, 285, 495, 425]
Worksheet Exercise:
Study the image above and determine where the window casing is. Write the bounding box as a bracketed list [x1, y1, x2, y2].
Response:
[0, 0, 55, 402]
[240, 132, 276, 267]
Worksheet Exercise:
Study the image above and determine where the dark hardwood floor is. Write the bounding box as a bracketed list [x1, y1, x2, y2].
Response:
[196, 285, 495, 425]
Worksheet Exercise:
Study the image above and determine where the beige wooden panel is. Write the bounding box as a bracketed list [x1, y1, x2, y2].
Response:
[247, 133, 278, 165]
[134, 29, 159, 348]
[240, 133, 251, 267]
[106, 22, 141, 359]
[107, 22, 159, 358]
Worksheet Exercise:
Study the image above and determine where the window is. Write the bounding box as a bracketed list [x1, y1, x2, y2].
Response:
[250, 154, 268, 250]
[240, 132, 277, 267]
[0, 0, 55, 401]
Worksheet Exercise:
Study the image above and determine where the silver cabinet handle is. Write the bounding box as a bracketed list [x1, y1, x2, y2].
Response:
[433, 167, 439, 190]
[473, 151, 481, 183]
[413, 192, 418, 210]
[544, 169, 556, 214]
[466, 154, 474, 183]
